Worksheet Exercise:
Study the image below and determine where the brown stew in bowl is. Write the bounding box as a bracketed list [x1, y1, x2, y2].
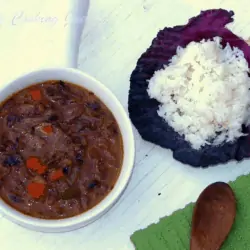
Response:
[0, 80, 123, 219]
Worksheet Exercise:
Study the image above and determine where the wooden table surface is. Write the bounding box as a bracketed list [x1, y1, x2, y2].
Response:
[2, 0, 250, 249]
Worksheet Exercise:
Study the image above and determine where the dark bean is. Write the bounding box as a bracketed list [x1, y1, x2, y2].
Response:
[75, 153, 84, 163]
[7, 115, 20, 127]
[8, 194, 22, 203]
[88, 181, 98, 189]
[87, 102, 101, 111]
[31, 127, 35, 134]
[3, 155, 20, 167]
[48, 115, 58, 122]
[62, 167, 69, 175]
[59, 80, 65, 88]
[58, 81, 69, 92]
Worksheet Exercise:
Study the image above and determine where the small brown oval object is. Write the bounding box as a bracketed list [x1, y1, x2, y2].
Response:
[190, 182, 236, 250]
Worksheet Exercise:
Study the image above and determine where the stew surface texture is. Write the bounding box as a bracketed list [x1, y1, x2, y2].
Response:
[0, 80, 123, 219]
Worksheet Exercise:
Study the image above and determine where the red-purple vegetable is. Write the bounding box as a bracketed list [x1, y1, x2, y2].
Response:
[128, 9, 250, 167]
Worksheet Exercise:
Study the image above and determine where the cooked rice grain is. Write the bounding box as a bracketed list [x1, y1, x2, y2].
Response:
[147, 37, 250, 149]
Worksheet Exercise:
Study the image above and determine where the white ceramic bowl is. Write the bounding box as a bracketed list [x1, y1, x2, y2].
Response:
[0, 68, 135, 232]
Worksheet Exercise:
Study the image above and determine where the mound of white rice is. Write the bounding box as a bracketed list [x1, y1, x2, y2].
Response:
[147, 37, 250, 150]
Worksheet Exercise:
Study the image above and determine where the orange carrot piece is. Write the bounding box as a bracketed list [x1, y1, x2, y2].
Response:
[27, 182, 45, 198]
[26, 157, 47, 174]
[42, 125, 53, 134]
[29, 89, 41, 101]
[49, 169, 64, 181]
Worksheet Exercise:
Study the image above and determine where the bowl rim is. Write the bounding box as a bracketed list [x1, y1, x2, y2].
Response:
[0, 67, 135, 230]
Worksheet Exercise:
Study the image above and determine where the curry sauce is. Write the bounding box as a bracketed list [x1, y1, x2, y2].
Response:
[0, 80, 123, 219]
